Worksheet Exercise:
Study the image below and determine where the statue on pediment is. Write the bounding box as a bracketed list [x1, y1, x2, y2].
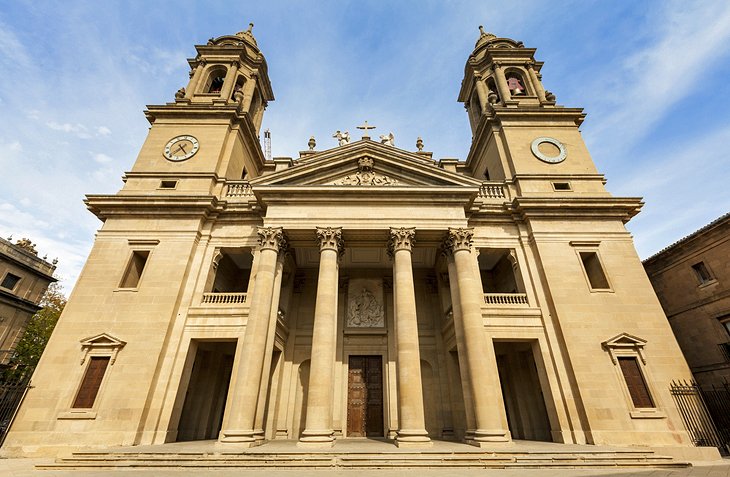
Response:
[379, 132, 395, 146]
[333, 130, 350, 146]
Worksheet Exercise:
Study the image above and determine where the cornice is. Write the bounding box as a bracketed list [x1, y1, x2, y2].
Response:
[510, 196, 643, 223]
[85, 195, 219, 221]
[0, 288, 42, 314]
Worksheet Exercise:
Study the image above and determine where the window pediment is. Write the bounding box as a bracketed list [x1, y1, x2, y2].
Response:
[79, 333, 126, 365]
[602, 333, 647, 364]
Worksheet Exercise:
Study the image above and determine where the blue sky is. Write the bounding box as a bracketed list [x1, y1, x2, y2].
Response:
[0, 1, 728, 292]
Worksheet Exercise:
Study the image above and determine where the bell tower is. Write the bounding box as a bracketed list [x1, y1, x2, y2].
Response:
[120, 24, 274, 195]
[458, 26, 609, 198]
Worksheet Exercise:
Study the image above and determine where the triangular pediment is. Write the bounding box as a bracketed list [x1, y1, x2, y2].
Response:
[250, 140, 482, 188]
[602, 333, 647, 349]
[80, 332, 126, 348]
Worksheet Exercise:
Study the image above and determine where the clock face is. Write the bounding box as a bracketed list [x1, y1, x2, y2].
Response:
[531, 137, 567, 164]
[164, 135, 199, 162]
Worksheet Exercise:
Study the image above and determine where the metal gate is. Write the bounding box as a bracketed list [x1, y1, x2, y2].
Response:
[0, 368, 33, 446]
[670, 379, 730, 454]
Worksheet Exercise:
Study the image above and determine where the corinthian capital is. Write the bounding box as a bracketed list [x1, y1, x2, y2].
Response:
[388, 227, 416, 256]
[257, 226, 287, 253]
[315, 227, 344, 255]
[445, 227, 474, 253]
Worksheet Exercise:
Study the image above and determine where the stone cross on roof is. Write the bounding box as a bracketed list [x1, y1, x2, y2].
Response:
[356, 120, 376, 140]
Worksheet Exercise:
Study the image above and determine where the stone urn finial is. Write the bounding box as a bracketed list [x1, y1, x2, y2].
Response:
[416, 137, 424, 151]
[308, 136, 316, 150]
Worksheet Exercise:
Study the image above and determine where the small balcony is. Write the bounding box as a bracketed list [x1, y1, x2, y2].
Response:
[484, 293, 529, 306]
[201, 292, 247, 305]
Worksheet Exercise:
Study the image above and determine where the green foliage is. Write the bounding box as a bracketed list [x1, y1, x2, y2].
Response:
[11, 281, 66, 372]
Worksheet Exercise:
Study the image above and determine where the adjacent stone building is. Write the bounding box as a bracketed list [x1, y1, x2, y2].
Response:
[643, 213, 730, 389]
[0, 237, 56, 366]
[2, 26, 700, 456]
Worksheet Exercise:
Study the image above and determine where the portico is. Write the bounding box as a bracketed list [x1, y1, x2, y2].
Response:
[214, 222, 512, 448]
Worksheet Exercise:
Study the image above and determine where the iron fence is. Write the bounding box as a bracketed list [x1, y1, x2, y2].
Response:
[670, 379, 730, 454]
[0, 363, 34, 446]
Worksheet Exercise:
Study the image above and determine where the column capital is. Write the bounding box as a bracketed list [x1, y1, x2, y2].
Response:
[257, 226, 287, 253]
[388, 227, 416, 256]
[315, 227, 344, 255]
[445, 227, 474, 253]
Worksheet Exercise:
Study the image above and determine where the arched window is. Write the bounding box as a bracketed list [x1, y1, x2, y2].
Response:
[486, 77, 500, 104]
[505, 71, 527, 96]
[231, 76, 245, 100]
[203, 67, 227, 94]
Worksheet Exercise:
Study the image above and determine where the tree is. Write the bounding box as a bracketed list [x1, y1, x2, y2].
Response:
[11, 281, 66, 372]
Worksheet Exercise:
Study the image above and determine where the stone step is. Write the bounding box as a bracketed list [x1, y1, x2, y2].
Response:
[40, 450, 691, 470]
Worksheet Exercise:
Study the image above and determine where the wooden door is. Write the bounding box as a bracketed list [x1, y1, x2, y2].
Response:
[347, 355, 384, 437]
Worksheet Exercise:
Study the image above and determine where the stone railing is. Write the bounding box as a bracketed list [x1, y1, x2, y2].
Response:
[483, 293, 528, 306]
[225, 181, 254, 198]
[477, 182, 506, 199]
[201, 292, 248, 305]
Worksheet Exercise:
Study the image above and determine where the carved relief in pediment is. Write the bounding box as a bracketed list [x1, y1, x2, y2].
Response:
[329, 156, 400, 186]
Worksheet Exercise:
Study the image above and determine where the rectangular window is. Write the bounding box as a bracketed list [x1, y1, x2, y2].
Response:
[159, 180, 178, 189]
[72, 356, 110, 408]
[618, 357, 654, 408]
[119, 250, 150, 288]
[579, 251, 610, 289]
[552, 181, 572, 191]
[0, 272, 21, 291]
[692, 261, 712, 284]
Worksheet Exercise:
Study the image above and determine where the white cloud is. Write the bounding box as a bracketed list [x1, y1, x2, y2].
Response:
[46, 120, 92, 138]
[96, 126, 112, 136]
[585, 1, 730, 153]
[92, 153, 114, 164]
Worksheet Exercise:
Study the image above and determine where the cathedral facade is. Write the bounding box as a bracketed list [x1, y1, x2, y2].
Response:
[3, 26, 697, 456]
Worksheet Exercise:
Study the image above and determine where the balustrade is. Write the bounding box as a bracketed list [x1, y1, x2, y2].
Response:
[225, 181, 253, 197]
[201, 292, 248, 305]
[483, 293, 528, 306]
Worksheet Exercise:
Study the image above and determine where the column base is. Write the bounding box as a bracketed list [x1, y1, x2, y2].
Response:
[297, 429, 335, 448]
[218, 429, 262, 447]
[395, 429, 432, 448]
[466, 428, 511, 446]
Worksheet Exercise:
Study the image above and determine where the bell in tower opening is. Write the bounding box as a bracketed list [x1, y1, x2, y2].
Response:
[506, 73, 525, 96]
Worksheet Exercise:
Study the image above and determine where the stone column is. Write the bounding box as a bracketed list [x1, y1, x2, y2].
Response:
[241, 72, 258, 112]
[220, 226, 287, 446]
[220, 61, 240, 101]
[474, 76, 490, 113]
[525, 62, 547, 103]
[441, 246, 476, 437]
[253, 251, 287, 441]
[445, 228, 510, 445]
[389, 227, 432, 447]
[298, 227, 343, 447]
[185, 61, 206, 98]
[492, 62, 511, 104]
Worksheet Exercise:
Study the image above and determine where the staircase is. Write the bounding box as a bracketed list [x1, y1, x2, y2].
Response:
[39, 443, 691, 470]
